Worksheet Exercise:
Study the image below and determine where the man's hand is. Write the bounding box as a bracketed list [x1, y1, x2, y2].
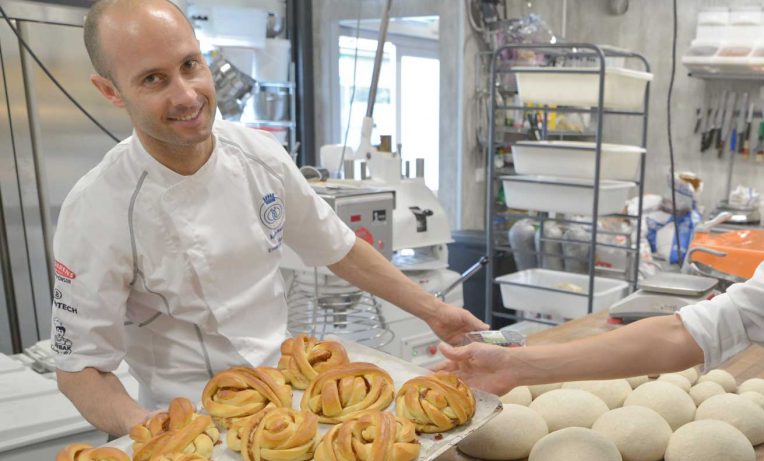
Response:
[426, 304, 489, 346]
[433, 342, 517, 395]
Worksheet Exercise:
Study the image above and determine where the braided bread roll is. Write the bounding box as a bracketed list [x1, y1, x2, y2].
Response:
[202, 366, 292, 428]
[233, 407, 319, 461]
[278, 334, 350, 389]
[133, 415, 218, 461]
[301, 362, 394, 423]
[314, 411, 420, 461]
[395, 372, 476, 433]
[130, 397, 204, 453]
[56, 444, 130, 461]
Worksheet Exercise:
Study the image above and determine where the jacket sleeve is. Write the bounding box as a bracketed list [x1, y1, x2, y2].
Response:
[678, 261, 764, 371]
[50, 187, 133, 373]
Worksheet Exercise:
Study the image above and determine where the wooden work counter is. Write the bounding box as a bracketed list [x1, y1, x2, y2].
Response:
[438, 310, 764, 461]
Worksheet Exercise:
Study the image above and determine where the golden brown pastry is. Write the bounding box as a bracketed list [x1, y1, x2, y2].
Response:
[132, 415, 218, 461]
[314, 411, 420, 461]
[278, 334, 350, 389]
[232, 407, 319, 461]
[395, 371, 476, 433]
[130, 397, 207, 454]
[152, 454, 208, 461]
[301, 362, 394, 423]
[201, 366, 292, 428]
[55, 444, 130, 461]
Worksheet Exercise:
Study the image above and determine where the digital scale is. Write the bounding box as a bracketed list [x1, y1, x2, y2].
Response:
[609, 273, 718, 323]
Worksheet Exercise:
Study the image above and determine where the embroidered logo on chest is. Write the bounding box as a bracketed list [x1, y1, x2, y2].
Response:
[260, 193, 285, 251]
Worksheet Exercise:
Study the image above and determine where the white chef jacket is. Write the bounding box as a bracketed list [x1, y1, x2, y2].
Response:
[50, 120, 356, 409]
[678, 261, 764, 371]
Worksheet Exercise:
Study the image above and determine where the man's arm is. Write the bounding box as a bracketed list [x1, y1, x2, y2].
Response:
[435, 314, 704, 395]
[328, 237, 488, 345]
[56, 367, 149, 436]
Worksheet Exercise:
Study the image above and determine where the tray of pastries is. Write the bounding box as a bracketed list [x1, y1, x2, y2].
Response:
[74, 335, 501, 461]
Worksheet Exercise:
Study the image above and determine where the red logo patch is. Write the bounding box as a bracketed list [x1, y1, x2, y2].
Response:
[55, 261, 76, 280]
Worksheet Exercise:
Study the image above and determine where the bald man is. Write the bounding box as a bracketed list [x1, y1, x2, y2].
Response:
[53, 0, 487, 436]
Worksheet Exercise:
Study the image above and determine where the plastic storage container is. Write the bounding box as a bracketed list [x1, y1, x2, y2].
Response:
[496, 269, 629, 318]
[514, 67, 653, 110]
[512, 141, 644, 180]
[685, 39, 720, 57]
[501, 175, 636, 215]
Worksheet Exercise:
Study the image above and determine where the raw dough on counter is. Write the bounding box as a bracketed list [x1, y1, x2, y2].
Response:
[689, 381, 726, 406]
[657, 373, 691, 392]
[698, 369, 737, 393]
[664, 420, 754, 461]
[528, 427, 621, 461]
[676, 367, 699, 385]
[457, 404, 548, 460]
[623, 381, 695, 430]
[625, 376, 650, 389]
[739, 378, 764, 396]
[527, 382, 562, 399]
[695, 393, 764, 445]
[561, 379, 632, 409]
[740, 391, 764, 409]
[592, 406, 671, 461]
[500, 386, 532, 406]
[529, 389, 609, 432]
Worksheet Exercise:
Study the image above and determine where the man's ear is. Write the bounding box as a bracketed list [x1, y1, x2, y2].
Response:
[90, 74, 126, 108]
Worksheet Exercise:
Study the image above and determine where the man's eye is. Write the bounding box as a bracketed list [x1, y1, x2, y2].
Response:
[184, 60, 198, 70]
[144, 74, 159, 85]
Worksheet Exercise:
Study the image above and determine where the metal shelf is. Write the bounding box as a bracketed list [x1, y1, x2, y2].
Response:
[484, 43, 650, 328]
[688, 71, 764, 81]
[245, 121, 296, 128]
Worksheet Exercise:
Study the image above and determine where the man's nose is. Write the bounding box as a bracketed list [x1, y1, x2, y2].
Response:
[168, 75, 198, 106]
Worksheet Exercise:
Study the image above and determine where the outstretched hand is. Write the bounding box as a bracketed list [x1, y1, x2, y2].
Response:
[432, 342, 518, 396]
[427, 304, 489, 346]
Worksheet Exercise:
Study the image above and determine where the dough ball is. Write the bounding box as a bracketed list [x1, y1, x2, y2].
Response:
[677, 367, 699, 385]
[561, 379, 632, 409]
[739, 378, 764, 396]
[698, 369, 737, 393]
[458, 404, 547, 460]
[664, 420, 754, 461]
[695, 393, 764, 445]
[529, 389, 609, 432]
[657, 373, 691, 392]
[739, 391, 764, 409]
[528, 382, 562, 399]
[626, 376, 650, 389]
[623, 381, 695, 430]
[689, 381, 726, 406]
[528, 427, 621, 461]
[501, 386, 532, 406]
[592, 406, 671, 461]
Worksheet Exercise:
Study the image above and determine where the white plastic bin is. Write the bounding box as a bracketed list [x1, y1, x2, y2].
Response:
[501, 175, 636, 215]
[512, 141, 644, 181]
[496, 269, 629, 318]
[514, 67, 653, 110]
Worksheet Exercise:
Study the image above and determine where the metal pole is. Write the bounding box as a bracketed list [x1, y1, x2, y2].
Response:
[18, 22, 54, 292]
[366, 0, 393, 118]
[485, 49, 498, 326]
[588, 45, 607, 314]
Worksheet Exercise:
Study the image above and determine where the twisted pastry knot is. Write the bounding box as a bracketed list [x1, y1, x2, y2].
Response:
[130, 397, 204, 453]
[229, 407, 319, 461]
[301, 362, 394, 424]
[395, 372, 476, 433]
[314, 411, 420, 461]
[278, 334, 350, 390]
[202, 366, 293, 428]
[56, 444, 130, 461]
[132, 414, 219, 461]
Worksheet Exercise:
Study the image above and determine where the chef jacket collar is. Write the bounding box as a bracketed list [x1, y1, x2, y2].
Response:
[131, 130, 219, 188]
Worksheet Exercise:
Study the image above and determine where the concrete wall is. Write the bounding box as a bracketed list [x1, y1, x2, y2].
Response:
[458, 0, 764, 229]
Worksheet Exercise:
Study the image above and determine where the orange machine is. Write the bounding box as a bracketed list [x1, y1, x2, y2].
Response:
[690, 228, 764, 280]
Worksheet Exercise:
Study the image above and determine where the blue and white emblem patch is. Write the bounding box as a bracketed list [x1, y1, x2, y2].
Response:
[259, 193, 285, 230]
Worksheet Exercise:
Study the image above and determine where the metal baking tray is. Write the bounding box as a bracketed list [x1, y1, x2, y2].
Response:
[638, 272, 717, 297]
[106, 338, 502, 461]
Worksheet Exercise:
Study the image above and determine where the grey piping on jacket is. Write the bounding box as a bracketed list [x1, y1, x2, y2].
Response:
[218, 137, 284, 187]
[194, 325, 214, 378]
[128, 171, 149, 286]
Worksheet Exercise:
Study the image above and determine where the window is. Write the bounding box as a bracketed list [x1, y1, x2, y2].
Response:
[336, 17, 440, 191]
